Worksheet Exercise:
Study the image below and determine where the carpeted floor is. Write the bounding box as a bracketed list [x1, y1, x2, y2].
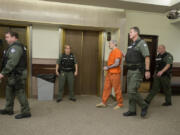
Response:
[0, 94, 180, 135]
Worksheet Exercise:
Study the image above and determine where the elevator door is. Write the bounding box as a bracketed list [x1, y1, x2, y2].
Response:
[0, 26, 28, 97]
[64, 29, 100, 95]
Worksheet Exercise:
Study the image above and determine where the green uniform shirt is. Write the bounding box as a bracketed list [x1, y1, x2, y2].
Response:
[1, 42, 23, 76]
[164, 52, 173, 65]
[134, 37, 150, 58]
[56, 54, 77, 64]
[126, 37, 150, 67]
[155, 52, 173, 73]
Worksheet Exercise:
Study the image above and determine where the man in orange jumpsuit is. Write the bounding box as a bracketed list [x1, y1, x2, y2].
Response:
[96, 40, 123, 110]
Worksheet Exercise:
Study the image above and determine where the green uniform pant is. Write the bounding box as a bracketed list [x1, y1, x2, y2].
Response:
[57, 71, 75, 100]
[145, 75, 172, 104]
[127, 70, 147, 112]
[5, 75, 30, 114]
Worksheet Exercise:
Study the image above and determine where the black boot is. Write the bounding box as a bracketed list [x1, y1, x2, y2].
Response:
[141, 106, 148, 117]
[144, 99, 150, 105]
[0, 109, 14, 115]
[162, 102, 172, 106]
[123, 111, 136, 116]
[15, 113, 31, 119]
[56, 99, 62, 103]
[69, 98, 76, 102]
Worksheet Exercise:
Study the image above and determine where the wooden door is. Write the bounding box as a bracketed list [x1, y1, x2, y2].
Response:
[0, 26, 10, 97]
[64, 29, 82, 94]
[139, 35, 158, 92]
[81, 31, 99, 95]
[64, 29, 100, 95]
[10, 27, 27, 45]
[140, 35, 158, 82]
[0, 25, 28, 97]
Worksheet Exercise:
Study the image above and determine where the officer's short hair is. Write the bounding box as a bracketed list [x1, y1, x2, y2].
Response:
[159, 44, 166, 49]
[6, 31, 19, 39]
[130, 26, 140, 35]
[110, 40, 118, 46]
[64, 44, 71, 49]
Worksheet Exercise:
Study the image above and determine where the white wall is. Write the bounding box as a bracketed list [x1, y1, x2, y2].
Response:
[104, 30, 121, 61]
[0, 0, 125, 29]
[32, 25, 60, 59]
[125, 10, 180, 62]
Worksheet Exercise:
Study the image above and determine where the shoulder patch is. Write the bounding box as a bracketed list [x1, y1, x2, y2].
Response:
[144, 44, 147, 47]
[10, 48, 16, 53]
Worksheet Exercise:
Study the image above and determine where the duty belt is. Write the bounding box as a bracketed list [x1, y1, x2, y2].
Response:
[127, 65, 140, 71]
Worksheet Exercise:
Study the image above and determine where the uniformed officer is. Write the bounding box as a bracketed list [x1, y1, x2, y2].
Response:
[0, 31, 31, 119]
[145, 45, 173, 106]
[123, 27, 151, 117]
[56, 44, 78, 102]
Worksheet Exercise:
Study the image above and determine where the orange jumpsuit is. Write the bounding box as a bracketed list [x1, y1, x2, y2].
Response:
[102, 48, 123, 107]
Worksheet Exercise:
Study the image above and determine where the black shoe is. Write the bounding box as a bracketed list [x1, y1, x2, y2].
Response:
[0, 109, 14, 115]
[123, 111, 136, 117]
[15, 113, 31, 119]
[162, 102, 172, 106]
[144, 99, 150, 105]
[56, 99, 62, 103]
[141, 106, 148, 117]
[69, 98, 76, 102]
